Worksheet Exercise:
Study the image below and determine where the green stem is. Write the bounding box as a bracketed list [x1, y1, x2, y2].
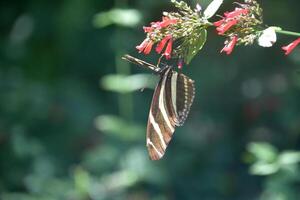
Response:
[275, 29, 300, 37]
[115, 47, 133, 121]
[114, 0, 133, 121]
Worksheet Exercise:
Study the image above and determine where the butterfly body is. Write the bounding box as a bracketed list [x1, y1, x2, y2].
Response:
[122, 55, 195, 160]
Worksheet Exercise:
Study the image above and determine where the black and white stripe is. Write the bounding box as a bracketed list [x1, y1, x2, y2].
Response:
[122, 55, 195, 160]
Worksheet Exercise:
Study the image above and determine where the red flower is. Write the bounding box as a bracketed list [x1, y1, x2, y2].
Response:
[164, 38, 173, 59]
[221, 36, 238, 55]
[143, 26, 154, 33]
[224, 8, 248, 18]
[158, 17, 178, 29]
[150, 21, 161, 28]
[156, 35, 172, 54]
[136, 16, 178, 57]
[151, 17, 177, 29]
[136, 39, 153, 54]
[216, 19, 238, 35]
[213, 19, 225, 27]
[282, 38, 300, 55]
[143, 40, 154, 54]
[213, 8, 249, 35]
[136, 39, 149, 53]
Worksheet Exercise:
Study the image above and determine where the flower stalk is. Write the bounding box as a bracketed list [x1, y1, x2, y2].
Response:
[275, 29, 300, 37]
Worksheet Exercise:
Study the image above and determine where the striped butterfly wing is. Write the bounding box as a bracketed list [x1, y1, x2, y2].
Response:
[168, 72, 195, 126]
[146, 67, 175, 160]
[146, 67, 195, 160]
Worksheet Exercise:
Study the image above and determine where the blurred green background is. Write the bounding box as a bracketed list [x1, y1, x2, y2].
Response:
[1, 0, 300, 199]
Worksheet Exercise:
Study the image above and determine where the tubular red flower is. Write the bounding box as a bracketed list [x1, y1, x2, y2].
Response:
[221, 36, 238, 55]
[213, 19, 225, 27]
[150, 17, 178, 29]
[216, 19, 238, 35]
[282, 38, 300, 55]
[164, 38, 173, 59]
[136, 39, 153, 54]
[224, 8, 249, 18]
[143, 40, 154, 54]
[136, 38, 149, 53]
[158, 18, 178, 29]
[156, 35, 172, 54]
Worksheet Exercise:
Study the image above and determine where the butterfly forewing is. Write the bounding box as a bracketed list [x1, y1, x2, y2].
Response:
[146, 67, 176, 160]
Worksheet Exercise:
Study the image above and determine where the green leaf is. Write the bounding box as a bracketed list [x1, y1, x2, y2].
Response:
[250, 162, 279, 176]
[101, 74, 157, 93]
[185, 28, 207, 64]
[94, 115, 144, 141]
[278, 151, 300, 165]
[73, 167, 91, 196]
[247, 142, 278, 163]
[93, 8, 142, 28]
[203, 0, 223, 19]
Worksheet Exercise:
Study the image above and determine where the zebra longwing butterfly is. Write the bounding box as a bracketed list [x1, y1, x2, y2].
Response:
[122, 55, 195, 160]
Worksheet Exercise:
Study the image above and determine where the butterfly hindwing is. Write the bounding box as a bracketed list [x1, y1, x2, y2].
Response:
[175, 73, 195, 126]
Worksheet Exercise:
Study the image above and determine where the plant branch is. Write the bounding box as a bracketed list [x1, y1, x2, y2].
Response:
[275, 29, 300, 37]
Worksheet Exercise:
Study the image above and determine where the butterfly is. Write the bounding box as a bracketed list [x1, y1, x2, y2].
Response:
[122, 55, 195, 160]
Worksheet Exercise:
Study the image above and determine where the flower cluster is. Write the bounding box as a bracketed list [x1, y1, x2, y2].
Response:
[136, 17, 177, 61]
[136, 0, 215, 67]
[133, 0, 300, 68]
[213, 0, 263, 54]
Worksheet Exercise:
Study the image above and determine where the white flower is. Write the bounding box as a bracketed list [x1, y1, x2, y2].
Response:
[204, 0, 223, 19]
[258, 27, 277, 47]
[196, 4, 202, 12]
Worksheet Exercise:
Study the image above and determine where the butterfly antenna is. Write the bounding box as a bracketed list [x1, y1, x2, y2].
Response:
[122, 54, 161, 73]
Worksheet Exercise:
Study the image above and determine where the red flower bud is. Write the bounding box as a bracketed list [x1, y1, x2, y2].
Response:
[282, 38, 300, 55]
[213, 19, 225, 27]
[216, 19, 238, 35]
[164, 38, 173, 59]
[158, 18, 178, 29]
[143, 40, 154, 54]
[221, 36, 238, 55]
[151, 17, 178, 29]
[156, 35, 172, 54]
[136, 39, 153, 54]
[136, 38, 149, 53]
[224, 8, 249, 18]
